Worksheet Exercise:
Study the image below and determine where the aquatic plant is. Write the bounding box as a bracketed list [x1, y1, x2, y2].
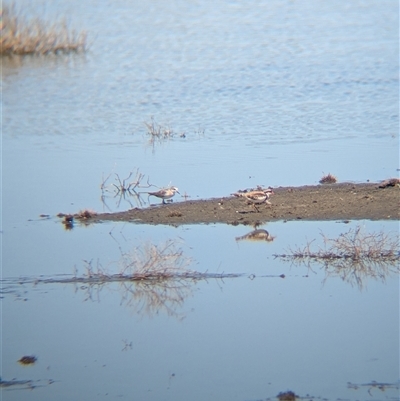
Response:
[1, 2, 87, 55]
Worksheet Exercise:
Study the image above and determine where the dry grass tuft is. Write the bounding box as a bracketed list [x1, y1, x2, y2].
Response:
[274, 226, 399, 289]
[117, 240, 193, 281]
[1, 2, 87, 56]
[282, 227, 399, 261]
[319, 173, 337, 184]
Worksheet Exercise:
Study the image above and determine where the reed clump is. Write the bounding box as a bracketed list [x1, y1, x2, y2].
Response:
[1, 3, 87, 56]
[18, 355, 37, 365]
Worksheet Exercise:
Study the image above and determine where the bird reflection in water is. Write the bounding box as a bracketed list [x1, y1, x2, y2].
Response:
[235, 229, 275, 243]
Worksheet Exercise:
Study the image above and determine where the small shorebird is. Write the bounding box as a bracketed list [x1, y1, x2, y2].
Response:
[233, 188, 274, 212]
[148, 187, 180, 204]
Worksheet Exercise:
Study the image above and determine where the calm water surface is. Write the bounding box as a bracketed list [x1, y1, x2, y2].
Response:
[2, 0, 399, 400]
[2, 220, 400, 400]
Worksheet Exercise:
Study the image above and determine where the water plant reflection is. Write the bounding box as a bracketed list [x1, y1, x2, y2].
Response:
[100, 167, 152, 210]
[72, 240, 242, 317]
[6, 240, 242, 318]
[75, 239, 196, 318]
[274, 226, 400, 290]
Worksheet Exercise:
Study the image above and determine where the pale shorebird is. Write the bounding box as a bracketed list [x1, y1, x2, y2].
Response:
[148, 187, 180, 204]
[233, 188, 274, 212]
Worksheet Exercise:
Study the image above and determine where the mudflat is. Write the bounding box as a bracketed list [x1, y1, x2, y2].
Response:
[73, 182, 399, 226]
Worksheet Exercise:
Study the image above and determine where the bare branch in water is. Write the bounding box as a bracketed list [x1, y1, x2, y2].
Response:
[143, 117, 205, 153]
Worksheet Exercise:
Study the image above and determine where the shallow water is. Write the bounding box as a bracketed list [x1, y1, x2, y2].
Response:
[2, 220, 399, 400]
[2, 0, 399, 399]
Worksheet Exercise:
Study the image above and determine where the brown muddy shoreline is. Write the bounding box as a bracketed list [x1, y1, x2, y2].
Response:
[72, 182, 399, 227]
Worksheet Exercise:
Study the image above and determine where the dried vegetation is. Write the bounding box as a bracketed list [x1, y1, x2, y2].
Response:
[1, 2, 87, 56]
[319, 173, 337, 184]
[144, 117, 176, 140]
[275, 226, 400, 289]
[24, 239, 241, 318]
[100, 167, 161, 210]
[143, 117, 205, 149]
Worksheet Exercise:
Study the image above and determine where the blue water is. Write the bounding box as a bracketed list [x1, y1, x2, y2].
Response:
[1, 0, 399, 399]
[2, 220, 399, 400]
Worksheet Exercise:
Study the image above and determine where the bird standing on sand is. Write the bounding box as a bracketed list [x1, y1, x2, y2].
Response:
[148, 187, 180, 204]
[233, 188, 274, 212]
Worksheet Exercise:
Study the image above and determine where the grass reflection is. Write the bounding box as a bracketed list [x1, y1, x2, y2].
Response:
[69, 239, 242, 318]
[3, 240, 242, 318]
[274, 226, 400, 290]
